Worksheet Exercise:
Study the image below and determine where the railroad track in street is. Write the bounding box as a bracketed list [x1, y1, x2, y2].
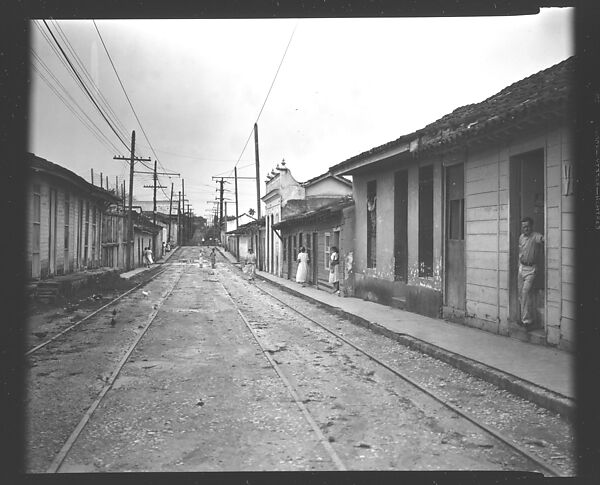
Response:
[26, 257, 187, 473]
[26, 265, 170, 357]
[27, 246, 572, 474]
[216, 250, 568, 477]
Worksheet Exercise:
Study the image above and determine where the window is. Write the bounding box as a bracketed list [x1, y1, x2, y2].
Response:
[324, 233, 331, 269]
[367, 180, 377, 268]
[64, 192, 70, 270]
[418, 166, 434, 277]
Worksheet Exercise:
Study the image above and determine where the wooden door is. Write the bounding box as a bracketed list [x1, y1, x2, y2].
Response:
[445, 164, 466, 310]
[48, 188, 58, 275]
[394, 170, 408, 281]
[312, 233, 319, 286]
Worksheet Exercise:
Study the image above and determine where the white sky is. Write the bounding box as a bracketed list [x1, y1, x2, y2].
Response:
[29, 9, 574, 220]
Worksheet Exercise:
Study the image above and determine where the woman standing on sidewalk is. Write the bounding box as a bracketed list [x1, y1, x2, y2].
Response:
[329, 246, 340, 295]
[295, 246, 309, 287]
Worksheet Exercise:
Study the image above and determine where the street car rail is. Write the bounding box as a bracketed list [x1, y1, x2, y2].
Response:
[45, 265, 185, 473]
[213, 249, 564, 477]
[26, 266, 169, 357]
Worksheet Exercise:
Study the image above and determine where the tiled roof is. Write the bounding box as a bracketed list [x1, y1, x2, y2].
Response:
[330, 56, 574, 172]
[301, 171, 353, 188]
[29, 153, 121, 203]
[273, 196, 354, 229]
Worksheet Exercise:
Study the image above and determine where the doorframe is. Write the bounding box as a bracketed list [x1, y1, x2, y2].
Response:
[508, 148, 546, 326]
[443, 162, 466, 310]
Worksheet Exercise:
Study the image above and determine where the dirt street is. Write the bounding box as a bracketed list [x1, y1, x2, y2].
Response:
[25, 246, 573, 473]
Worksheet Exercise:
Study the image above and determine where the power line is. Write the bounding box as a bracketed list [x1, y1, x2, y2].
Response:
[51, 19, 130, 140]
[41, 19, 130, 151]
[232, 22, 298, 171]
[31, 50, 124, 155]
[31, 60, 123, 156]
[93, 20, 174, 201]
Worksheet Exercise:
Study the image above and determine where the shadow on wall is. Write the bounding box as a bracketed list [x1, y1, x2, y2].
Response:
[354, 277, 393, 306]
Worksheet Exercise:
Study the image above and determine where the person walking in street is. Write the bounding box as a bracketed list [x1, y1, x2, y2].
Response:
[210, 247, 217, 269]
[329, 246, 340, 295]
[244, 248, 257, 282]
[518, 216, 544, 330]
[143, 247, 154, 268]
[295, 246, 309, 287]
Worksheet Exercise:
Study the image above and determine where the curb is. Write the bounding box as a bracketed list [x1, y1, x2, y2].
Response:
[253, 271, 575, 422]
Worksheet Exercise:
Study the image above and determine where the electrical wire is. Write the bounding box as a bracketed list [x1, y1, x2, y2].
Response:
[41, 19, 130, 151]
[51, 20, 130, 139]
[93, 20, 176, 203]
[31, 54, 124, 156]
[232, 22, 298, 171]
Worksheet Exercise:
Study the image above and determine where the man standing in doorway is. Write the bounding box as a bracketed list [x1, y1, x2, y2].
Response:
[518, 216, 544, 330]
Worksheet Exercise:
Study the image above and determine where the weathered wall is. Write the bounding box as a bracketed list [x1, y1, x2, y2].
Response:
[26, 174, 106, 280]
[305, 178, 352, 198]
[457, 123, 574, 350]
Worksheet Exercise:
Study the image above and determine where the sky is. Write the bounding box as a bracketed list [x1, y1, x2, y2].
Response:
[29, 9, 574, 222]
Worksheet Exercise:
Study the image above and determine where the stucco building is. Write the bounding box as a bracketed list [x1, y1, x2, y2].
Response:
[330, 57, 575, 350]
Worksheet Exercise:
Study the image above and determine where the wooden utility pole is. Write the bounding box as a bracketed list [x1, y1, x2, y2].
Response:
[177, 191, 181, 245]
[142, 159, 167, 251]
[113, 130, 151, 271]
[235, 166, 240, 260]
[91, 168, 94, 185]
[254, 123, 261, 220]
[182, 179, 186, 245]
[254, 122, 261, 270]
[168, 182, 174, 244]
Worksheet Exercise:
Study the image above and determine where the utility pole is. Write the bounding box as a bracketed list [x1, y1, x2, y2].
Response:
[142, 159, 167, 252]
[91, 168, 94, 185]
[235, 166, 240, 260]
[168, 182, 174, 245]
[254, 123, 261, 220]
[177, 191, 181, 246]
[113, 130, 151, 271]
[254, 122, 262, 270]
[182, 179, 186, 245]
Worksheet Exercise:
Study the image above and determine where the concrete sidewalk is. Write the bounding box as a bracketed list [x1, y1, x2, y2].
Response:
[218, 248, 575, 420]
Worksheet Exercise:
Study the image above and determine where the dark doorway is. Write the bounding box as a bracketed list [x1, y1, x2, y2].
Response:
[48, 188, 58, 275]
[394, 170, 408, 282]
[445, 163, 466, 310]
[312, 232, 319, 286]
[509, 149, 545, 327]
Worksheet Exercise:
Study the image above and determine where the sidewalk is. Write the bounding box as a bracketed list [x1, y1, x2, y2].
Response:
[218, 248, 575, 420]
[120, 246, 180, 280]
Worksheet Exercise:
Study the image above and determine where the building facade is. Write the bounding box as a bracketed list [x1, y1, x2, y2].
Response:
[274, 197, 355, 291]
[26, 153, 120, 280]
[331, 57, 575, 350]
[262, 161, 305, 277]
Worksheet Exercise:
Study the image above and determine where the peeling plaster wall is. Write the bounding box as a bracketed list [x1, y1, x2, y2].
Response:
[351, 161, 443, 315]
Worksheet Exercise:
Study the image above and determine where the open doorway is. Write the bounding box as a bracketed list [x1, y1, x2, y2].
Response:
[509, 149, 545, 328]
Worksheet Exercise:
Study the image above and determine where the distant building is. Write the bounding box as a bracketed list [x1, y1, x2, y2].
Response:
[262, 161, 353, 278]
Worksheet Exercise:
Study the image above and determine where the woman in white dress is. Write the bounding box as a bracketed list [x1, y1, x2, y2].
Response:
[329, 246, 340, 295]
[295, 246, 309, 287]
